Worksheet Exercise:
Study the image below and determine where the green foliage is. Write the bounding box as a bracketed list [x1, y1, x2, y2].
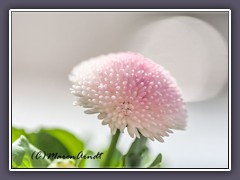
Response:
[11, 127, 163, 168]
[148, 153, 162, 168]
[27, 131, 70, 160]
[100, 148, 123, 168]
[40, 129, 85, 156]
[76, 150, 94, 168]
[123, 135, 149, 168]
[12, 127, 86, 168]
[12, 127, 27, 143]
[12, 135, 51, 168]
[27, 129, 85, 160]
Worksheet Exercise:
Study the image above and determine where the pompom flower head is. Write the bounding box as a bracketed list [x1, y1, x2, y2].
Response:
[69, 52, 187, 142]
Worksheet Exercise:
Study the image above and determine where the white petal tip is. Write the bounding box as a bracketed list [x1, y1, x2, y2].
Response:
[155, 136, 164, 143]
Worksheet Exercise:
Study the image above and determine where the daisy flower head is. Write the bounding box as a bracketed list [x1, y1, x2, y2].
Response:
[69, 52, 187, 142]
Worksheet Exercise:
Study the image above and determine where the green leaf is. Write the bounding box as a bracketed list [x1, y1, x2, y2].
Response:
[100, 148, 123, 168]
[123, 134, 149, 168]
[12, 135, 51, 168]
[27, 128, 85, 161]
[40, 129, 85, 156]
[76, 150, 95, 168]
[12, 127, 27, 143]
[12, 127, 87, 167]
[27, 131, 70, 160]
[148, 153, 162, 168]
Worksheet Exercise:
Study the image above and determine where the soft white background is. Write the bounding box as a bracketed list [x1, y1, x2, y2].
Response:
[12, 11, 229, 168]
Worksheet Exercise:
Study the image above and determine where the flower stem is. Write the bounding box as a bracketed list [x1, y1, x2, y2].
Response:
[103, 130, 121, 167]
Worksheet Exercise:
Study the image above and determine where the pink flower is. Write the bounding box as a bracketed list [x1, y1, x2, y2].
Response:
[69, 52, 187, 142]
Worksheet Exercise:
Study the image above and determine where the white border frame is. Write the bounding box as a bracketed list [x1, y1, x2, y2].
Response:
[9, 9, 231, 171]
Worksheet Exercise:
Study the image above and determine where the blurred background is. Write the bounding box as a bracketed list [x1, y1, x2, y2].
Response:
[12, 11, 229, 168]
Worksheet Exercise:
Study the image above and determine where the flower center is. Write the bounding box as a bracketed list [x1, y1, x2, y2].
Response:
[116, 101, 134, 116]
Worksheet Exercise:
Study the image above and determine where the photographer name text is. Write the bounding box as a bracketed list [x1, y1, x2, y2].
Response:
[31, 151, 104, 160]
